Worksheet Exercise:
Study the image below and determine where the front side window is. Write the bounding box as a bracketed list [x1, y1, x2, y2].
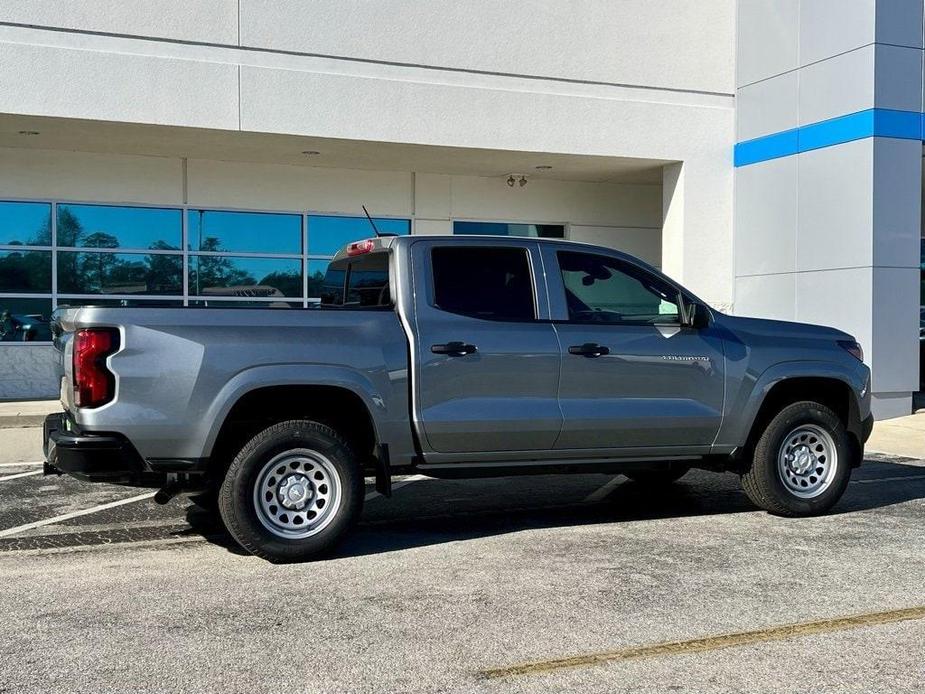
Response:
[431, 246, 535, 321]
[558, 251, 682, 325]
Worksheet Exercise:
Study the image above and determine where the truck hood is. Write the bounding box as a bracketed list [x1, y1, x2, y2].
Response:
[715, 313, 855, 343]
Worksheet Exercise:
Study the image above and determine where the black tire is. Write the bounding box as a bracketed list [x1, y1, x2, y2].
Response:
[218, 420, 364, 563]
[624, 466, 690, 486]
[741, 401, 855, 517]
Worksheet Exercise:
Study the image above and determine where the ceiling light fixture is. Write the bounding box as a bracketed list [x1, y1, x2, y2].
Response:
[535, 165, 552, 170]
[18, 130, 40, 136]
[301, 150, 320, 156]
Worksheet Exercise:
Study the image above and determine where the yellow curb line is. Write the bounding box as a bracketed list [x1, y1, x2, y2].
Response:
[481, 605, 925, 678]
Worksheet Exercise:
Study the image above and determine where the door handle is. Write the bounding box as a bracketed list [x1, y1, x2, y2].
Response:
[568, 342, 610, 358]
[431, 341, 478, 357]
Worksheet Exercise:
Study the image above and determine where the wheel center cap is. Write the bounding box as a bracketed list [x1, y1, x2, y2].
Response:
[278, 474, 313, 509]
[790, 447, 815, 475]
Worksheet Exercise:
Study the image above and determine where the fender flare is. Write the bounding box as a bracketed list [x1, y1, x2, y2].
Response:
[199, 363, 387, 458]
[720, 360, 867, 448]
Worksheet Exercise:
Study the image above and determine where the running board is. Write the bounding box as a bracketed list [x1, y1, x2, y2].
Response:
[415, 456, 701, 479]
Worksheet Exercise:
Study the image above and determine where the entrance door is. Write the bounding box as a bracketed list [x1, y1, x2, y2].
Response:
[544, 247, 725, 451]
[411, 239, 562, 454]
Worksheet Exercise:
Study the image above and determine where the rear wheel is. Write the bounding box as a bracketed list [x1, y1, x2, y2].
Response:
[741, 401, 854, 516]
[624, 466, 690, 486]
[218, 420, 363, 562]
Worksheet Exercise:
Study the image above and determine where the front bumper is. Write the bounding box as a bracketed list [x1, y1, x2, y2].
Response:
[860, 413, 874, 445]
[43, 412, 147, 483]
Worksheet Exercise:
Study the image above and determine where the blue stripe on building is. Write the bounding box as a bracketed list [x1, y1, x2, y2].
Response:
[734, 108, 925, 167]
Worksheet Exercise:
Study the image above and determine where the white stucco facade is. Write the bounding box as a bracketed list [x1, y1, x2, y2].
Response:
[0, 1, 920, 416]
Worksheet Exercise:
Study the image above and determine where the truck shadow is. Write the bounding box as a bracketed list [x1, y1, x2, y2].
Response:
[186, 457, 925, 561]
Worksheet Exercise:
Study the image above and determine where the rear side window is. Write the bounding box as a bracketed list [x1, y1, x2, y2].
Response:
[320, 252, 391, 307]
[431, 246, 535, 321]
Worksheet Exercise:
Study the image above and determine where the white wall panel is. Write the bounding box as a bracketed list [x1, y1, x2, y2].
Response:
[185, 160, 413, 216]
[734, 273, 797, 321]
[0, 147, 183, 204]
[568, 226, 662, 268]
[736, 72, 799, 142]
[872, 138, 922, 269]
[799, 0, 875, 68]
[796, 140, 874, 272]
[240, 0, 735, 94]
[798, 46, 875, 126]
[445, 177, 661, 229]
[0, 43, 239, 130]
[875, 0, 925, 48]
[736, 0, 799, 86]
[870, 267, 921, 393]
[0, 0, 239, 44]
[795, 268, 872, 350]
[735, 156, 797, 276]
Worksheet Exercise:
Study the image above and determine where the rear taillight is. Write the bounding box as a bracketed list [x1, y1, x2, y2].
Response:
[73, 328, 119, 408]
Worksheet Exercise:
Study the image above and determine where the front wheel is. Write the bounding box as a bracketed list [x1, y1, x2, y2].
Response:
[741, 401, 855, 517]
[218, 420, 364, 563]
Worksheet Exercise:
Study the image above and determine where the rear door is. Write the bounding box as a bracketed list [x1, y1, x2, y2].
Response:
[544, 246, 724, 451]
[410, 239, 562, 454]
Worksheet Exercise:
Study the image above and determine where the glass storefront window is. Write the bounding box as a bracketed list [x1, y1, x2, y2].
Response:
[188, 210, 302, 254]
[307, 215, 409, 256]
[58, 251, 182, 295]
[0, 298, 52, 342]
[453, 221, 565, 238]
[57, 204, 182, 250]
[0, 201, 52, 246]
[0, 250, 52, 293]
[188, 255, 302, 298]
[0, 200, 412, 339]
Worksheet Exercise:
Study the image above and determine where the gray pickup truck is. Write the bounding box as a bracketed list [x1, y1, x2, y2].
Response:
[44, 235, 873, 562]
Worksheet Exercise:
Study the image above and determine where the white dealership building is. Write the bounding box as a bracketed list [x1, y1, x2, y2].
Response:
[0, 1, 922, 418]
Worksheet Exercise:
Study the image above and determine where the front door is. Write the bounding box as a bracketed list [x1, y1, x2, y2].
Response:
[544, 247, 724, 451]
[411, 239, 562, 454]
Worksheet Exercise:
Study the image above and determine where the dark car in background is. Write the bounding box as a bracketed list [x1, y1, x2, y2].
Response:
[0, 311, 52, 342]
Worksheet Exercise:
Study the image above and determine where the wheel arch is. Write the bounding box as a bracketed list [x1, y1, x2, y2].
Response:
[203, 370, 385, 482]
[740, 371, 865, 458]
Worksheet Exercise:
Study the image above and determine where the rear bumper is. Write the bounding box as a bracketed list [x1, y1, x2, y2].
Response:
[43, 412, 147, 483]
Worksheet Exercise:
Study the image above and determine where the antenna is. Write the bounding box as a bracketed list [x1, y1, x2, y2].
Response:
[362, 205, 383, 238]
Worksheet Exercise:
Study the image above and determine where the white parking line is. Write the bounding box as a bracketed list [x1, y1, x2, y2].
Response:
[0, 461, 44, 468]
[0, 491, 156, 539]
[583, 475, 623, 503]
[365, 474, 428, 501]
[0, 470, 43, 482]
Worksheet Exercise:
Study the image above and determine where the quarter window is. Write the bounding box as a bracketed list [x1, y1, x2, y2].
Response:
[320, 252, 392, 308]
[558, 251, 682, 325]
[431, 246, 535, 321]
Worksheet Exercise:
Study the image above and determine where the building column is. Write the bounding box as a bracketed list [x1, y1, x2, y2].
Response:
[734, 0, 923, 418]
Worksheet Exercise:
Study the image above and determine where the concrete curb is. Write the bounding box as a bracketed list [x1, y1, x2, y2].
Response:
[0, 414, 49, 429]
[0, 401, 59, 429]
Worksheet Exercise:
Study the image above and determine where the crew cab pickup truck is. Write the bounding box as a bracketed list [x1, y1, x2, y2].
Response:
[44, 235, 873, 562]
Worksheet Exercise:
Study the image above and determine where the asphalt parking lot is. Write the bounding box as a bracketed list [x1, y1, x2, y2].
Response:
[1, 425, 924, 693]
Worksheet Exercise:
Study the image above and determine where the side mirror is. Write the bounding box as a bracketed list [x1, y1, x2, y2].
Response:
[683, 302, 711, 329]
